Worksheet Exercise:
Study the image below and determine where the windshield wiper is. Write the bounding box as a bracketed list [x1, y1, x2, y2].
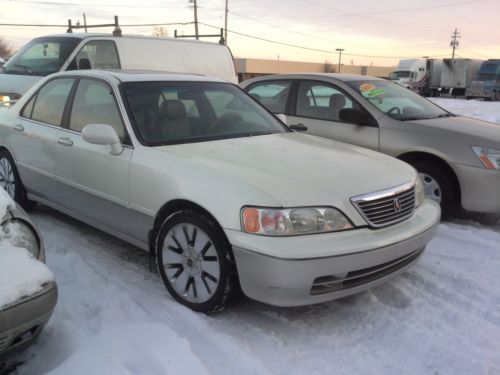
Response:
[13, 64, 33, 74]
[435, 113, 455, 118]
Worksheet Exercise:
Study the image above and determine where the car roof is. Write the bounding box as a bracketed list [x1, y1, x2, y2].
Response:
[242, 73, 385, 85]
[51, 69, 228, 83]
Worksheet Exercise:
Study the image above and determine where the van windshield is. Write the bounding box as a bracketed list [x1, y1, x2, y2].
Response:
[2, 37, 80, 76]
[122, 81, 287, 146]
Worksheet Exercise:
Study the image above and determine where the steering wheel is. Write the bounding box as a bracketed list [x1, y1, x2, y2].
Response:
[387, 106, 401, 115]
[210, 112, 243, 134]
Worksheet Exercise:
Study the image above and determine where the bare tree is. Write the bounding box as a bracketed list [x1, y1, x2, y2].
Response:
[0, 37, 13, 58]
[152, 27, 168, 38]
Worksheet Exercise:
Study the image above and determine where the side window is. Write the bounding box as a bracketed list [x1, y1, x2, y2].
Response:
[247, 81, 292, 114]
[296, 81, 357, 122]
[71, 41, 120, 70]
[31, 78, 74, 126]
[69, 79, 127, 143]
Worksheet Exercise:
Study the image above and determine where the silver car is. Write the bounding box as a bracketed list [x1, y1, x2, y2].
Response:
[241, 74, 500, 218]
[0, 70, 439, 312]
[0, 196, 57, 357]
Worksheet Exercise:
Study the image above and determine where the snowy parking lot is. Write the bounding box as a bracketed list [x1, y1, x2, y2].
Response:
[2, 98, 500, 375]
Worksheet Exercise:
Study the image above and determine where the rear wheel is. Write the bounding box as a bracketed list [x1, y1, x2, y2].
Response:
[0, 150, 36, 210]
[156, 210, 238, 313]
[412, 161, 457, 219]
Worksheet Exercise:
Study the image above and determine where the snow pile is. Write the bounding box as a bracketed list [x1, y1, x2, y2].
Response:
[0, 189, 53, 309]
[431, 97, 500, 125]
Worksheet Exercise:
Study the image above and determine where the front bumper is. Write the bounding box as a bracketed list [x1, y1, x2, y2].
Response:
[454, 163, 500, 213]
[0, 281, 58, 357]
[227, 200, 440, 307]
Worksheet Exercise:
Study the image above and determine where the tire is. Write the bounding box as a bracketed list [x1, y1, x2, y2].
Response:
[0, 149, 36, 210]
[156, 209, 238, 313]
[411, 161, 457, 219]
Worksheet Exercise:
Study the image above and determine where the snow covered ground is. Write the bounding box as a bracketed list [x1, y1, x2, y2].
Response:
[2, 99, 500, 375]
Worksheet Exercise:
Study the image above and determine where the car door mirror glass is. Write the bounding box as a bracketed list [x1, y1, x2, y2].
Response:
[81, 124, 123, 155]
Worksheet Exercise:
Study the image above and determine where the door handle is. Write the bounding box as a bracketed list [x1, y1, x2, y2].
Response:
[58, 137, 74, 147]
[13, 124, 24, 132]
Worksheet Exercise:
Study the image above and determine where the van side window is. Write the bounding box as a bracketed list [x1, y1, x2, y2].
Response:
[31, 78, 75, 126]
[70, 41, 120, 70]
[69, 79, 128, 143]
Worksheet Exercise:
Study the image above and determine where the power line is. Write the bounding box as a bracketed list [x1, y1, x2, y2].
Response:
[4, 0, 189, 8]
[0, 21, 193, 27]
[199, 22, 451, 59]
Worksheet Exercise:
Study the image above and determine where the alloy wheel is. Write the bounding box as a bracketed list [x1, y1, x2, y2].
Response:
[0, 157, 16, 199]
[162, 223, 221, 303]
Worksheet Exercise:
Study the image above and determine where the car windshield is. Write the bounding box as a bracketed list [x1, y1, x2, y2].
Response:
[122, 81, 287, 146]
[2, 37, 80, 76]
[346, 80, 450, 121]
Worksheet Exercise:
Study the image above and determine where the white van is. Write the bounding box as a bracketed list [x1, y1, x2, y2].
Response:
[0, 33, 237, 105]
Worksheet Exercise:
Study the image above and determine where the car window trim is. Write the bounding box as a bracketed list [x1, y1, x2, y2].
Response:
[293, 79, 379, 128]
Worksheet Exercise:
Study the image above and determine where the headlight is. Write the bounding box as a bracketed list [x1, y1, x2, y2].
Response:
[0, 93, 20, 107]
[414, 175, 425, 207]
[241, 206, 353, 236]
[1, 219, 40, 258]
[471, 146, 500, 170]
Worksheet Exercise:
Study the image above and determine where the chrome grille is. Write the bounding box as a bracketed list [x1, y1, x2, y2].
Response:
[469, 80, 484, 93]
[351, 182, 416, 228]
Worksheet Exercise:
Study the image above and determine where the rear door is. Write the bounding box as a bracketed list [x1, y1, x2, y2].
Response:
[10, 77, 75, 200]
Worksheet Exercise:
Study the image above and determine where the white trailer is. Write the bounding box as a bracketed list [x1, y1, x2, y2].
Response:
[440, 58, 483, 96]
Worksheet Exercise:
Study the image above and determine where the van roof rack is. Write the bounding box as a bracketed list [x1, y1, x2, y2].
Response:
[174, 28, 225, 45]
[67, 16, 122, 37]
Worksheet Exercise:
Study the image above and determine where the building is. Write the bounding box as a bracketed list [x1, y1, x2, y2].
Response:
[235, 58, 394, 82]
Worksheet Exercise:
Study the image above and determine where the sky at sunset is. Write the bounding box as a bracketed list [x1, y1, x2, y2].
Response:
[1, 0, 499, 67]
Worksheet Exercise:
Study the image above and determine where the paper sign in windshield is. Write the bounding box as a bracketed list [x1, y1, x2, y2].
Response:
[359, 83, 385, 98]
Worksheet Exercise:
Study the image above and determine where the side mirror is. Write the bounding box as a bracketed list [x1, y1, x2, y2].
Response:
[81, 124, 123, 156]
[339, 108, 374, 126]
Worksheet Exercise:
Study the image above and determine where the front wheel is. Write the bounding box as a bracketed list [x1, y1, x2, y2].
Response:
[412, 161, 457, 219]
[156, 210, 238, 313]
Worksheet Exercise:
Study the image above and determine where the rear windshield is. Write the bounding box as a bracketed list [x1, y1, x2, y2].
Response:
[2, 37, 80, 76]
[121, 81, 287, 146]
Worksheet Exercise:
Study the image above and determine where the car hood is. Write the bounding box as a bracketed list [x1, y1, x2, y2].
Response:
[406, 115, 500, 147]
[0, 73, 42, 96]
[155, 133, 416, 207]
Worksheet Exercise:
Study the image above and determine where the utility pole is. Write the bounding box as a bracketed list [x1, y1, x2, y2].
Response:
[192, 0, 199, 40]
[83, 13, 87, 32]
[336, 48, 344, 73]
[224, 0, 228, 45]
[450, 28, 460, 60]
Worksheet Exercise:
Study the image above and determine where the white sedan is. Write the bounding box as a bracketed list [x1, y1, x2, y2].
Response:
[0, 71, 440, 312]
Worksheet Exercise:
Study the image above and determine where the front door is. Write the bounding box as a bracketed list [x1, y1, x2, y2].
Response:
[289, 80, 380, 151]
[54, 78, 132, 234]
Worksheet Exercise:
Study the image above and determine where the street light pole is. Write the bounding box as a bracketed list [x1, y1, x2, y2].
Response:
[336, 48, 344, 73]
